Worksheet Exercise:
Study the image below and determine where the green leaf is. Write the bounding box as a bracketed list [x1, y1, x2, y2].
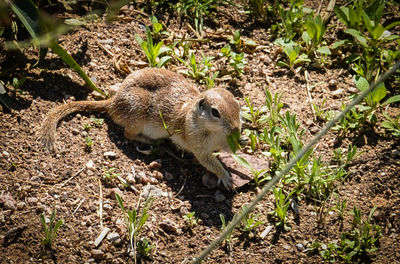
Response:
[49, 41, 107, 97]
[385, 21, 400, 30]
[370, 82, 386, 104]
[332, 39, 349, 49]
[316, 46, 331, 55]
[9, 0, 48, 65]
[231, 153, 253, 171]
[157, 56, 172, 68]
[334, 6, 349, 26]
[344, 29, 368, 47]
[354, 75, 369, 92]
[382, 95, 400, 106]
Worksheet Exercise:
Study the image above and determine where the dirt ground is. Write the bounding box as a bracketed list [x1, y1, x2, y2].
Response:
[1, 1, 400, 263]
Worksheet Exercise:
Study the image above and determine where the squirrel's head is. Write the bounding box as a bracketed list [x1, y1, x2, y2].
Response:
[195, 88, 241, 136]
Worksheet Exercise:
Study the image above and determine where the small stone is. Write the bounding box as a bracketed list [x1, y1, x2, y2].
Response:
[141, 185, 168, 198]
[93, 227, 110, 247]
[135, 171, 147, 183]
[153, 171, 163, 180]
[0, 193, 16, 210]
[86, 160, 95, 171]
[348, 86, 358, 93]
[305, 119, 313, 126]
[98, 39, 114, 44]
[332, 88, 344, 98]
[29, 176, 41, 182]
[106, 232, 120, 243]
[27, 197, 38, 205]
[104, 151, 117, 159]
[16, 202, 26, 210]
[108, 188, 123, 200]
[72, 128, 80, 135]
[214, 190, 226, 203]
[160, 219, 181, 234]
[296, 243, 305, 251]
[126, 173, 135, 184]
[148, 160, 161, 169]
[91, 249, 104, 261]
[103, 204, 112, 210]
[2, 151, 10, 157]
[328, 79, 337, 88]
[310, 126, 320, 134]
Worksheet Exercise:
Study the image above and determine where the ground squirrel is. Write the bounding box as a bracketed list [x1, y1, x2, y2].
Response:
[39, 68, 241, 189]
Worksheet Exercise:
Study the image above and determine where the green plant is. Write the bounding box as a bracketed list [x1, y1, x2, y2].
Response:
[84, 136, 93, 151]
[320, 206, 382, 262]
[264, 88, 284, 127]
[90, 117, 104, 127]
[178, 52, 218, 88]
[239, 205, 264, 238]
[5, 0, 107, 97]
[381, 112, 400, 137]
[135, 26, 172, 68]
[149, 15, 169, 42]
[220, 44, 247, 76]
[183, 211, 198, 228]
[272, 187, 294, 231]
[115, 193, 154, 260]
[102, 167, 120, 181]
[219, 213, 236, 251]
[275, 0, 311, 41]
[247, 0, 269, 22]
[175, 0, 219, 35]
[302, 14, 330, 57]
[241, 97, 268, 129]
[275, 39, 310, 72]
[137, 237, 154, 258]
[39, 210, 63, 248]
[83, 123, 91, 132]
[334, 0, 400, 81]
[331, 192, 347, 220]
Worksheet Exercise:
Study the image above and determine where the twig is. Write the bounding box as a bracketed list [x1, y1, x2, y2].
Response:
[98, 179, 103, 229]
[186, 23, 201, 39]
[72, 198, 85, 215]
[97, 41, 114, 57]
[304, 70, 317, 120]
[58, 167, 84, 187]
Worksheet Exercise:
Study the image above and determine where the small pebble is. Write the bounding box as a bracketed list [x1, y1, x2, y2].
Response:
[103, 151, 117, 159]
[153, 171, 163, 180]
[85, 160, 94, 171]
[106, 232, 121, 242]
[72, 128, 80, 135]
[16, 202, 26, 210]
[296, 243, 305, 251]
[160, 219, 181, 234]
[2, 151, 10, 157]
[103, 204, 112, 210]
[27, 197, 38, 205]
[126, 173, 135, 184]
[91, 249, 104, 261]
[332, 88, 344, 98]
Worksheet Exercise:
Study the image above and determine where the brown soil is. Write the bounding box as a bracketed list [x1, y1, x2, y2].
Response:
[1, 1, 400, 264]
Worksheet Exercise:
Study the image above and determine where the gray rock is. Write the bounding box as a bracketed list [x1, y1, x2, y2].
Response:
[296, 243, 305, 251]
[332, 88, 344, 98]
[160, 219, 181, 234]
[141, 184, 168, 198]
[106, 232, 120, 242]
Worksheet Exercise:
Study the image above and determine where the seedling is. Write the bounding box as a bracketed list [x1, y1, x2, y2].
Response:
[381, 112, 400, 137]
[331, 192, 347, 220]
[247, 0, 269, 22]
[241, 97, 268, 129]
[115, 193, 154, 260]
[149, 15, 169, 42]
[272, 187, 294, 231]
[220, 44, 247, 76]
[183, 211, 198, 228]
[137, 237, 154, 258]
[102, 167, 120, 182]
[239, 205, 264, 238]
[302, 14, 330, 56]
[84, 136, 93, 151]
[178, 52, 218, 88]
[83, 123, 91, 132]
[219, 213, 236, 251]
[275, 39, 310, 72]
[135, 26, 172, 68]
[40, 210, 63, 248]
[90, 117, 104, 127]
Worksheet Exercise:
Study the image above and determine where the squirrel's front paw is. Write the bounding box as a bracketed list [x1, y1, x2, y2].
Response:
[218, 173, 233, 190]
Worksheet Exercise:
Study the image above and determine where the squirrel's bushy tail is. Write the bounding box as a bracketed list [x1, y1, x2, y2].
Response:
[38, 99, 111, 152]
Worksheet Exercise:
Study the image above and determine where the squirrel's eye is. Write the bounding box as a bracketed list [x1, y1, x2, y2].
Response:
[211, 108, 221, 118]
